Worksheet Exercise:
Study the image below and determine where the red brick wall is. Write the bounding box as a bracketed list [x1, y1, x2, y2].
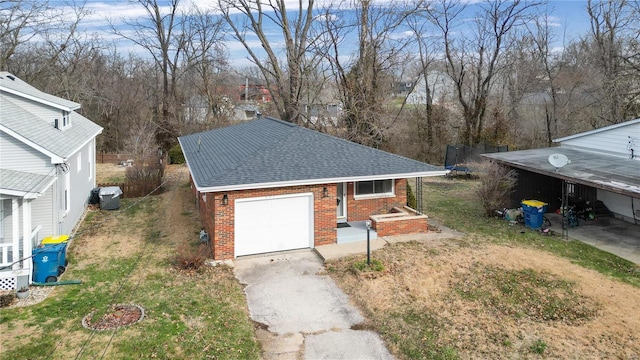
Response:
[346, 179, 407, 221]
[373, 217, 428, 237]
[201, 184, 337, 260]
[191, 178, 409, 260]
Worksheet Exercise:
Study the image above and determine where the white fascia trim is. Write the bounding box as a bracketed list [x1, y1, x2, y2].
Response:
[1, 189, 40, 199]
[194, 171, 450, 193]
[0, 86, 80, 111]
[0, 176, 56, 199]
[0, 124, 64, 163]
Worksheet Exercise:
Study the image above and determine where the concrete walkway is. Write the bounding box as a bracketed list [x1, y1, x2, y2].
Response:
[234, 251, 394, 360]
[317, 215, 639, 265]
[316, 219, 465, 261]
[546, 213, 640, 264]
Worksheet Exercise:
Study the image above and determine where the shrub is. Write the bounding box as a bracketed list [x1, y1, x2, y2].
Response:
[352, 259, 385, 273]
[529, 339, 547, 355]
[476, 160, 517, 216]
[174, 243, 210, 271]
[407, 182, 417, 209]
[169, 144, 185, 164]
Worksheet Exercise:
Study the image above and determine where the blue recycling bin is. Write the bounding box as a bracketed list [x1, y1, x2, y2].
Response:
[32, 243, 66, 283]
[42, 235, 69, 269]
[521, 200, 548, 229]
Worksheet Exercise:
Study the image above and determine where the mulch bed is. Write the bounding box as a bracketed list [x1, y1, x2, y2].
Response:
[82, 304, 145, 331]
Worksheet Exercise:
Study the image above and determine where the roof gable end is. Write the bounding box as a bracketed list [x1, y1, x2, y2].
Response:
[0, 72, 80, 112]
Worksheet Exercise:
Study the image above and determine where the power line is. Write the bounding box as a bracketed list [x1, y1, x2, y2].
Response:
[45, 166, 186, 360]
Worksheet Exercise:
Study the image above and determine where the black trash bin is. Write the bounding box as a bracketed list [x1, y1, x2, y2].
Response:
[89, 187, 100, 205]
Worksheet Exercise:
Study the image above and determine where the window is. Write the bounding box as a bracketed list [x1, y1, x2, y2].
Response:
[354, 180, 394, 197]
[77, 152, 82, 173]
[64, 171, 70, 213]
[88, 146, 92, 180]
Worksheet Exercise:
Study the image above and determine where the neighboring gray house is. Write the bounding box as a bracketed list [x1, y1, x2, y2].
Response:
[406, 71, 456, 105]
[484, 118, 640, 224]
[0, 72, 102, 289]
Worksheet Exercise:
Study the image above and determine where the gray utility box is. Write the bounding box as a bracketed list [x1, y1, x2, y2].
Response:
[99, 186, 123, 210]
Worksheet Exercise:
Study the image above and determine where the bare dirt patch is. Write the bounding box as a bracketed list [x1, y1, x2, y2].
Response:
[96, 163, 127, 184]
[328, 241, 640, 359]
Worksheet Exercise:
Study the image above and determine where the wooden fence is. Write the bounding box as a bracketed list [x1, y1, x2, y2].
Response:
[98, 177, 163, 198]
[97, 153, 167, 198]
[97, 152, 168, 165]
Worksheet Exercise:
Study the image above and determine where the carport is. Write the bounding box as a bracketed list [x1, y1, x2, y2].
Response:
[483, 147, 639, 217]
[484, 146, 640, 264]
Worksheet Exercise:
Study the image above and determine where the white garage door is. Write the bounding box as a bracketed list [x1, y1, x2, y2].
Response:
[235, 193, 314, 257]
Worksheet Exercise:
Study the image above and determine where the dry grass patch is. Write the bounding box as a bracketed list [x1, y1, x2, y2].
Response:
[327, 241, 640, 359]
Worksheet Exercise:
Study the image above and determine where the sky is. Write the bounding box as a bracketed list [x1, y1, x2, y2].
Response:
[46, 0, 596, 67]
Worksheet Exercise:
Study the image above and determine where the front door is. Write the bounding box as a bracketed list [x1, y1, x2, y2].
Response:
[337, 183, 347, 220]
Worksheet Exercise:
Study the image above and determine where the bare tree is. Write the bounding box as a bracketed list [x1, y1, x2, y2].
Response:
[218, 0, 317, 124]
[109, 0, 186, 150]
[428, 0, 542, 146]
[586, 0, 638, 125]
[526, 12, 566, 145]
[315, 0, 416, 148]
[1, 0, 89, 82]
[404, 4, 443, 158]
[181, 5, 230, 128]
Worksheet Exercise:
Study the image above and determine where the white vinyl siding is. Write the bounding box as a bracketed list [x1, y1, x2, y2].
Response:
[0, 133, 51, 174]
[58, 142, 95, 235]
[597, 190, 640, 221]
[32, 186, 55, 240]
[354, 180, 394, 198]
[0, 199, 10, 242]
[77, 151, 82, 173]
[560, 122, 640, 158]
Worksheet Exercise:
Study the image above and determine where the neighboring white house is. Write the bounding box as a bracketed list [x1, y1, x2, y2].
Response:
[406, 71, 457, 105]
[0, 72, 103, 290]
[484, 118, 640, 224]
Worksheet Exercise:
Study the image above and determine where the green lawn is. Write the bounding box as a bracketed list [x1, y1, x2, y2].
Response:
[1, 181, 260, 359]
[422, 178, 640, 287]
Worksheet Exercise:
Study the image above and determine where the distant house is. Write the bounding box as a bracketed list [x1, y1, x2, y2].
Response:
[0, 72, 102, 289]
[484, 119, 640, 223]
[179, 117, 447, 260]
[239, 82, 272, 103]
[406, 71, 456, 105]
[301, 103, 341, 126]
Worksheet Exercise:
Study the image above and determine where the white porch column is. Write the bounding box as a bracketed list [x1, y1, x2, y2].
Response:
[11, 199, 19, 271]
[22, 200, 33, 283]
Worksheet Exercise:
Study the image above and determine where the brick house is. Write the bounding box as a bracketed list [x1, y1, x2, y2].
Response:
[178, 117, 447, 260]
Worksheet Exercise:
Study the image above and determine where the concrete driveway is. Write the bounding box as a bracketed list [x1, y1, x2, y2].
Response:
[234, 250, 394, 360]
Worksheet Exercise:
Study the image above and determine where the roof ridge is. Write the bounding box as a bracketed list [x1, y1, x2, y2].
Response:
[289, 121, 432, 166]
[195, 118, 296, 185]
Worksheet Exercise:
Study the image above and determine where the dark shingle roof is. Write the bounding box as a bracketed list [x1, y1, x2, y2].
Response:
[179, 117, 445, 191]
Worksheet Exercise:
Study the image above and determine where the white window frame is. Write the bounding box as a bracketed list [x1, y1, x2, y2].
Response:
[64, 171, 70, 213]
[77, 152, 82, 173]
[88, 146, 92, 180]
[353, 179, 395, 199]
